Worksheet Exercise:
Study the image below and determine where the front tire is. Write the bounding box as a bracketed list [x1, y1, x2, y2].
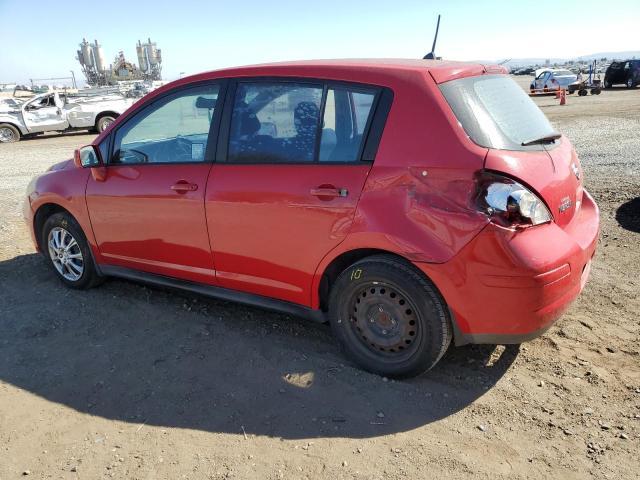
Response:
[0, 123, 20, 143]
[328, 255, 452, 378]
[627, 78, 635, 89]
[42, 212, 102, 289]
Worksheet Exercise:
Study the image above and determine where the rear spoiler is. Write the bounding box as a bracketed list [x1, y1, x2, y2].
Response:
[429, 64, 508, 84]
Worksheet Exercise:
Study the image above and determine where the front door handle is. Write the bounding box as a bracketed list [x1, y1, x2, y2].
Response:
[171, 181, 198, 193]
[310, 187, 348, 198]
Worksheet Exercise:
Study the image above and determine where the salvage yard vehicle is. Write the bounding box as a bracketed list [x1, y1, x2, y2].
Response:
[530, 69, 578, 92]
[0, 91, 134, 143]
[604, 60, 640, 88]
[23, 59, 599, 377]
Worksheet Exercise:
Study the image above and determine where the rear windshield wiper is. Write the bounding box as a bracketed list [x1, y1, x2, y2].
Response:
[521, 132, 562, 146]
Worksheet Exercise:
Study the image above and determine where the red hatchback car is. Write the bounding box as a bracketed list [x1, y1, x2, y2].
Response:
[24, 59, 599, 377]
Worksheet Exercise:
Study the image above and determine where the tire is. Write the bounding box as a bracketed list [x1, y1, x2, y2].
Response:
[578, 89, 588, 96]
[96, 115, 116, 133]
[328, 255, 452, 378]
[627, 78, 635, 89]
[0, 123, 20, 143]
[604, 80, 612, 89]
[41, 212, 103, 289]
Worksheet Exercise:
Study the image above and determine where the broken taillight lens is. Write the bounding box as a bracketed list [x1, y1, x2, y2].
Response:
[474, 172, 552, 227]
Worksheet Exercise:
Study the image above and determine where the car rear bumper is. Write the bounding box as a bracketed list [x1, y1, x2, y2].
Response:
[417, 189, 599, 345]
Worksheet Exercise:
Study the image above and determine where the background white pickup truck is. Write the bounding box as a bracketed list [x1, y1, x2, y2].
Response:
[0, 92, 135, 143]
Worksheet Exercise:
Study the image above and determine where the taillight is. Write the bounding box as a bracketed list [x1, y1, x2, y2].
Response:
[474, 172, 552, 227]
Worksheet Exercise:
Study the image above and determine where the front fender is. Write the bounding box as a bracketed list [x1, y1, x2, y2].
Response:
[29, 167, 97, 256]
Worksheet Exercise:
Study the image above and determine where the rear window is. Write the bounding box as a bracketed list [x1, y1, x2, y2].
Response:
[439, 75, 556, 151]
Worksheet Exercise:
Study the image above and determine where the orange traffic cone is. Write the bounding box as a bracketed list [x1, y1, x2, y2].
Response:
[555, 88, 561, 99]
[560, 89, 566, 105]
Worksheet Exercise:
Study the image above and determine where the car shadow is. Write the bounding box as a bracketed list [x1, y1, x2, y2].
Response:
[615, 197, 640, 233]
[0, 254, 519, 439]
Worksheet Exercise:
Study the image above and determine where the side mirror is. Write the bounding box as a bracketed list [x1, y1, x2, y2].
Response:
[74, 145, 101, 168]
[74, 145, 107, 182]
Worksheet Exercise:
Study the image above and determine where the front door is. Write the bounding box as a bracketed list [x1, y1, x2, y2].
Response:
[22, 93, 68, 132]
[206, 80, 381, 305]
[86, 82, 223, 284]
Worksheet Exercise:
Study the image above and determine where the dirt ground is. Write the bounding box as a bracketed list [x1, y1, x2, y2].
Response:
[0, 78, 638, 480]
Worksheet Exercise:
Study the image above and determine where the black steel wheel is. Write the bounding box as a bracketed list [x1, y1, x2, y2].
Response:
[347, 281, 423, 361]
[328, 255, 452, 378]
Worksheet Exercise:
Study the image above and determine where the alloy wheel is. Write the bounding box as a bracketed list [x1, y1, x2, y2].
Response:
[47, 227, 84, 281]
[99, 117, 115, 132]
[0, 127, 16, 142]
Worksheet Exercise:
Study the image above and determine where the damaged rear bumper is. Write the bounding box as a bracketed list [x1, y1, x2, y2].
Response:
[416, 190, 599, 345]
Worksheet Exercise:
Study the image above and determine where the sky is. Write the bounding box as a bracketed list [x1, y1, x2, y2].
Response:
[1, 0, 639, 84]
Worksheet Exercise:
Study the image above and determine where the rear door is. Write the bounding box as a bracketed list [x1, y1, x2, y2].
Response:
[205, 79, 386, 305]
[86, 82, 224, 284]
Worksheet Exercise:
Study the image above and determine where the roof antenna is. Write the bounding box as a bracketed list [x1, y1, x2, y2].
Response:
[423, 14, 441, 60]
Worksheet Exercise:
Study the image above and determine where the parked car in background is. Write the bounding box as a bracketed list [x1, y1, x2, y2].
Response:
[513, 67, 535, 75]
[24, 59, 599, 377]
[530, 69, 578, 92]
[604, 60, 640, 88]
[0, 92, 134, 143]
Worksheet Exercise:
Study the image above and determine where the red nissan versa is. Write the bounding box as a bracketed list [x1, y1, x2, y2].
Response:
[24, 60, 599, 377]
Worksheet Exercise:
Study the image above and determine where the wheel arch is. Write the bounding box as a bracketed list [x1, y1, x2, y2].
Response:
[33, 203, 75, 250]
[0, 121, 27, 136]
[316, 247, 423, 312]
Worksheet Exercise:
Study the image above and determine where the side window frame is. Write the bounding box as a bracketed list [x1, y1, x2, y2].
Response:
[216, 77, 393, 165]
[107, 79, 228, 166]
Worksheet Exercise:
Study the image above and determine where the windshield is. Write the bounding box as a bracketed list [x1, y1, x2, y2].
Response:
[439, 74, 557, 151]
[554, 70, 574, 76]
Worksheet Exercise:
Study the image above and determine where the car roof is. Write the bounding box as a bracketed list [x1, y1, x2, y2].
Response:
[171, 58, 507, 89]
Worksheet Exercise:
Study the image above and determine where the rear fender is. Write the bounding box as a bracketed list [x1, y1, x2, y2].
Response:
[0, 113, 28, 135]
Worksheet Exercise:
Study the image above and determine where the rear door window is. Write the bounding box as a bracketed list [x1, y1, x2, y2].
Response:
[226, 80, 381, 164]
[228, 82, 323, 163]
[319, 87, 376, 162]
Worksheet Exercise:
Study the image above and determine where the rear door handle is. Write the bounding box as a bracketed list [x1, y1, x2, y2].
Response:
[310, 187, 348, 198]
[171, 181, 198, 193]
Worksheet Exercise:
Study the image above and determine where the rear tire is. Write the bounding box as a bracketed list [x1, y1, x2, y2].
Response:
[627, 78, 635, 89]
[328, 255, 452, 378]
[96, 115, 116, 133]
[41, 212, 103, 289]
[0, 123, 20, 143]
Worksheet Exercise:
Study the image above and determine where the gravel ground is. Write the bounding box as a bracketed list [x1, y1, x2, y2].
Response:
[0, 80, 638, 479]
